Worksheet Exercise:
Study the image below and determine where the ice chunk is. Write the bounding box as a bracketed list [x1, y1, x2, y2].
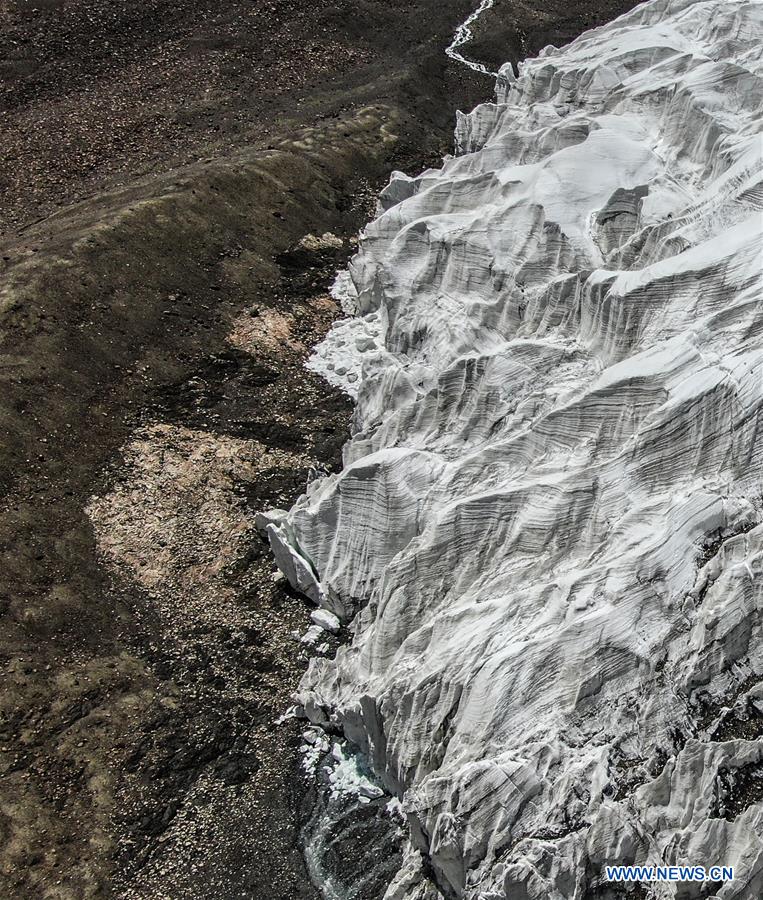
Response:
[310, 608, 341, 634]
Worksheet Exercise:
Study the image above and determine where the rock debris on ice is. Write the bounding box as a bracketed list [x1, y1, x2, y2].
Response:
[270, 0, 763, 896]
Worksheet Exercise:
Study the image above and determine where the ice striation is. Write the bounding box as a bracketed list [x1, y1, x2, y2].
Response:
[270, 0, 763, 897]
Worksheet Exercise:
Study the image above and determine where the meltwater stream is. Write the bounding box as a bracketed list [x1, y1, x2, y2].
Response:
[444, 0, 499, 76]
[300, 746, 405, 900]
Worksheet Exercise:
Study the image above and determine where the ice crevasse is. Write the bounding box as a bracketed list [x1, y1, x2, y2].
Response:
[268, 0, 763, 896]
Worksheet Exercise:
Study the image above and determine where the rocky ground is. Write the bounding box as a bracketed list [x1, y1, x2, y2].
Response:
[0, 1, 639, 898]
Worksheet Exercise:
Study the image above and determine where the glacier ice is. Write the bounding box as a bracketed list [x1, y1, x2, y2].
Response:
[273, 0, 763, 896]
[311, 608, 342, 634]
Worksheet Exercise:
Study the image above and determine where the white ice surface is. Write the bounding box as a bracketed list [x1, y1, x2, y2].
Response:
[272, 1, 763, 896]
[311, 608, 342, 634]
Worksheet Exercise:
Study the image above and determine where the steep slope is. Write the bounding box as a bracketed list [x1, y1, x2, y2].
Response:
[270, 0, 763, 897]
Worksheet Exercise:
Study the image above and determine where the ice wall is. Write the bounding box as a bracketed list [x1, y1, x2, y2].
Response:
[271, 0, 763, 896]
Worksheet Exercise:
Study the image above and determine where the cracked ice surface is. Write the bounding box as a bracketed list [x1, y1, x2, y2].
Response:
[272, 0, 763, 896]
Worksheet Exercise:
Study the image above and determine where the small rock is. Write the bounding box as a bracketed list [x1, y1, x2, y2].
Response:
[298, 231, 343, 252]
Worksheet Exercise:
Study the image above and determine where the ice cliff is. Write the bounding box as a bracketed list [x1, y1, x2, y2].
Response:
[270, 0, 763, 896]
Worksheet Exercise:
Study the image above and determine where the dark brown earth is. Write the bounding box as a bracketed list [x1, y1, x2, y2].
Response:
[0, 1, 640, 898]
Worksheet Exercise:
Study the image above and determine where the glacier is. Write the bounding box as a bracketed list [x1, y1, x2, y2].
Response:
[269, 0, 763, 896]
